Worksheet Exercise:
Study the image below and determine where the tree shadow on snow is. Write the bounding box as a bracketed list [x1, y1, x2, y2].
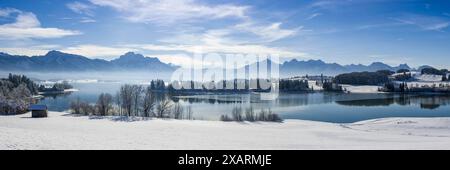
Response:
[88, 115, 153, 122]
[62, 113, 152, 122]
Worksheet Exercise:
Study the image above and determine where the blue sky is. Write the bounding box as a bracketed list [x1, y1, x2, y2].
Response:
[1, 0, 450, 68]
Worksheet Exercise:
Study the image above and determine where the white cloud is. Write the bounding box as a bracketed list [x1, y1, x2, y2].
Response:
[127, 31, 308, 58]
[132, 43, 306, 57]
[0, 8, 20, 17]
[122, 25, 308, 66]
[0, 44, 133, 59]
[0, 8, 81, 40]
[67, 1, 95, 16]
[124, 42, 308, 68]
[0, 44, 61, 56]
[150, 53, 205, 67]
[61, 44, 136, 60]
[158, 21, 301, 44]
[0, 48, 49, 56]
[89, 0, 249, 24]
[234, 22, 301, 42]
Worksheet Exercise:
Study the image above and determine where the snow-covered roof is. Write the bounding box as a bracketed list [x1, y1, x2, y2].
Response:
[28, 105, 47, 111]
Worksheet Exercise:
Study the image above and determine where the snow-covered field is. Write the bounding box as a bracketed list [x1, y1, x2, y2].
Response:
[1, 112, 450, 150]
[414, 74, 444, 82]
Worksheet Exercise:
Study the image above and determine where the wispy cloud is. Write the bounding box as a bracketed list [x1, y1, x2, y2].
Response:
[67, 1, 95, 16]
[234, 21, 302, 42]
[391, 14, 450, 31]
[0, 8, 81, 40]
[308, 0, 389, 11]
[128, 43, 306, 58]
[356, 22, 406, 30]
[306, 13, 322, 20]
[89, 0, 249, 25]
[308, 0, 356, 10]
[54, 38, 308, 65]
[357, 14, 450, 32]
[80, 17, 96, 23]
[66, 2, 97, 23]
[125, 42, 308, 67]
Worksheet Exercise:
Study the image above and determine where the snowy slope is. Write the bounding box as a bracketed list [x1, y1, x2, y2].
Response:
[414, 74, 443, 82]
[1, 112, 450, 150]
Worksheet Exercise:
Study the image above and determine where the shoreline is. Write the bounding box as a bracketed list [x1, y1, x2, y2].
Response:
[1, 111, 450, 150]
[37, 88, 79, 95]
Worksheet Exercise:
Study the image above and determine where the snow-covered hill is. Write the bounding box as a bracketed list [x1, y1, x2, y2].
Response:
[414, 74, 444, 82]
[1, 112, 450, 150]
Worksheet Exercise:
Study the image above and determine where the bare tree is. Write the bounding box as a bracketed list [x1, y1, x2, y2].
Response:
[258, 109, 267, 121]
[120, 85, 133, 116]
[172, 103, 184, 119]
[80, 102, 94, 115]
[131, 85, 143, 116]
[114, 92, 121, 116]
[186, 105, 193, 120]
[231, 106, 243, 121]
[96, 93, 113, 116]
[245, 106, 255, 122]
[70, 97, 81, 114]
[143, 87, 155, 117]
[156, 99, 172, 118]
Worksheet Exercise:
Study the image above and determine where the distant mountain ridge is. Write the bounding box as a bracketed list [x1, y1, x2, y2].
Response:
[0, 51, 176, 72]
[0, 50, 432, 76]
[280, 59, 412, 76]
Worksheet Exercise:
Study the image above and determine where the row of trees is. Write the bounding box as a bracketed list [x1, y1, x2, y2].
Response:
[442, 75, 450, 82]
[334, 71, 390, 85]
[70, 84, 195, 120]
[421, 68, 448, 75]
[394, 72, 412, 81]
[3, 73, 39, 94]
[150, 79, 166, 91]
[38, 81, 73, 92]
[279, 79, 309, 91]
[334, 68, 449, 86]
[382, 82, 409, 92]
[220, 107, 283, 122]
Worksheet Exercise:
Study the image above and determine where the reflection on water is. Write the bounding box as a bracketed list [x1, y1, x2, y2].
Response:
[38, 82, 450, 123]
[335, 94, 450, 110]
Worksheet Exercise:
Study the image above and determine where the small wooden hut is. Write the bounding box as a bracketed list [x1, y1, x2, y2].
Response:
[29, 105, 48, 118]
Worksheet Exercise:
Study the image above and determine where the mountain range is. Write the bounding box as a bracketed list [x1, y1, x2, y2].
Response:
[0, 51, 175, 72]
[0, 50, 428, 76]
[280, 59, 411, 76]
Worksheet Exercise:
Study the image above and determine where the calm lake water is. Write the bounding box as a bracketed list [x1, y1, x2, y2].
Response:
[38, 82, 450, 123]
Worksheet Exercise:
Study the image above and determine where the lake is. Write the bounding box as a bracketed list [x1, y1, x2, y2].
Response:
[36, 82, 450, 123]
